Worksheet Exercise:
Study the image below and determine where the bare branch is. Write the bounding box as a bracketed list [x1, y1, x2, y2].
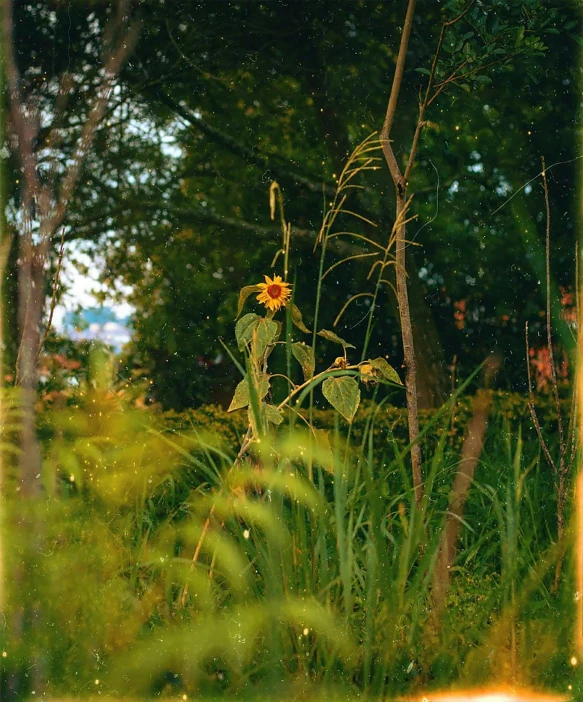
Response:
[43, 21, 140, 244]
[540, 156, 565, 466]
[151, 89, 337, 198]
[445, 0, 476, 27]
[381, 0, 418, 142]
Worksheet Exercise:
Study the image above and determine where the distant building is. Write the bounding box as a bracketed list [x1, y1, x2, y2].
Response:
[62, 307, 131, 352]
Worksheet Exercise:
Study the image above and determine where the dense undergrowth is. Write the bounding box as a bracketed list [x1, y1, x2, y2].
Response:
[166, 390, 570, 456]
[2, 373, 580, 700]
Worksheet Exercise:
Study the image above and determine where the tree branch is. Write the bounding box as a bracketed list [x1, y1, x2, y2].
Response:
[381, 0, 418, 142]
[148, 89, 337, 198]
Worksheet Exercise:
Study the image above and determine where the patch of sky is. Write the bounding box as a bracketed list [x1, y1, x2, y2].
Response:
[54, 243, 133, 351]
[55, 108, 184, 348]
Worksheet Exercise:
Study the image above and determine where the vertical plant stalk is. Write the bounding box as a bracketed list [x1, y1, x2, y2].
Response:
[577, 121, 583, 662]
[308, 137, 379, 476]
[572, 0, 583, 660]
[269, 181, 294, 402]
[541, 157, 567, 539]
[576, 280, 583, 655]
[0, 44, 8, 699]
[395, 194, 423, 503]
[576, 463, 583, 658]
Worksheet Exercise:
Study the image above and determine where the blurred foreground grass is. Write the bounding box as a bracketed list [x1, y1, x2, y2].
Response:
[1, 353, 578, 700]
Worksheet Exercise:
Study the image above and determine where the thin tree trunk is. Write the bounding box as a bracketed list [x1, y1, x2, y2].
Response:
[395, 191, 423, 500]
[17, 252, 44, 493]
[381, 0, 423, 506]
[1, 2, 138, 693]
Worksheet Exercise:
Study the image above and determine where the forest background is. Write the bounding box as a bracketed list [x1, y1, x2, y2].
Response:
[5, 0, 581, 411]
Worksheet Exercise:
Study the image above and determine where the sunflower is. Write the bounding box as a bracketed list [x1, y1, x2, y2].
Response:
[256, 274, 292, 312]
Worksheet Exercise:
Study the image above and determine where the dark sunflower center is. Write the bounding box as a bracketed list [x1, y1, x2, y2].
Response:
[267, 284, 282, 298]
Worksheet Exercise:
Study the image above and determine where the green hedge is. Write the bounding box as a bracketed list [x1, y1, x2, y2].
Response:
[164, 390, 568, 457]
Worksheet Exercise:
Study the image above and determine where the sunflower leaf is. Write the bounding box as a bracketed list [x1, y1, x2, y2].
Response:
[317, 329, 356, 350]
[228, 374, 270, 412]
[265, 403, 284, 425]
[236, 285, 262, 319]
[251, 318, 278, 359]
[369, 357, 402, 385]
[291, 342, 315, 381]
[291, 304, 311, 334]
[322, 376, 360, 423]
[235, 313, 260, 350]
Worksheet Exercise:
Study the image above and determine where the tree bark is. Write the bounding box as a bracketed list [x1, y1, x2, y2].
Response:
[395, 191, 423, 500]
[406, 248, 448, 408]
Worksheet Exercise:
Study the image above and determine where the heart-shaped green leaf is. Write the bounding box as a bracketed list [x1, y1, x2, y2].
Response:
[251, 318, 278, 358]
[369, 357, 402, 385]
[235, 313, 260, 350]
[228, 374, 270, 412]
[322, 376, 360, 423]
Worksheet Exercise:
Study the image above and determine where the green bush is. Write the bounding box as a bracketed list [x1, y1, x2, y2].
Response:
[169, 390, 567, 457]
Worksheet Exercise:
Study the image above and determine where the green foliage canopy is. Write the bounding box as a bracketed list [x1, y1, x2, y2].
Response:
[8, 0, 581, 408]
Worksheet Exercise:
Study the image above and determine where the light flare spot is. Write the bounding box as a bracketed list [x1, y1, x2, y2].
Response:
[405, 689, 569, 701]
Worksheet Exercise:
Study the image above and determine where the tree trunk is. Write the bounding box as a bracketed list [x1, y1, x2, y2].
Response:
[395, 191, 423, 504]
[406, 248, 448, 408]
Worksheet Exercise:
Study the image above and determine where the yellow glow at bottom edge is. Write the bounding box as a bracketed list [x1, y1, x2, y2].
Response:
[403, 687, 569, 702]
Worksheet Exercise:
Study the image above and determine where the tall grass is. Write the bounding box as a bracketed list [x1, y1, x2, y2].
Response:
[1, 354, 574, 699]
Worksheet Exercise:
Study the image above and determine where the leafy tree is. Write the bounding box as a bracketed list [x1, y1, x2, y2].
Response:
[8, 0, 581, 410]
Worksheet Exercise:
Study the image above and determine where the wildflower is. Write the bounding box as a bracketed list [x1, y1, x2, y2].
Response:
[256, 274, 292, 312]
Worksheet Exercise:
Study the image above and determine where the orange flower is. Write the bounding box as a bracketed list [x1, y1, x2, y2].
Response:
[256, 274, 292, 312]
